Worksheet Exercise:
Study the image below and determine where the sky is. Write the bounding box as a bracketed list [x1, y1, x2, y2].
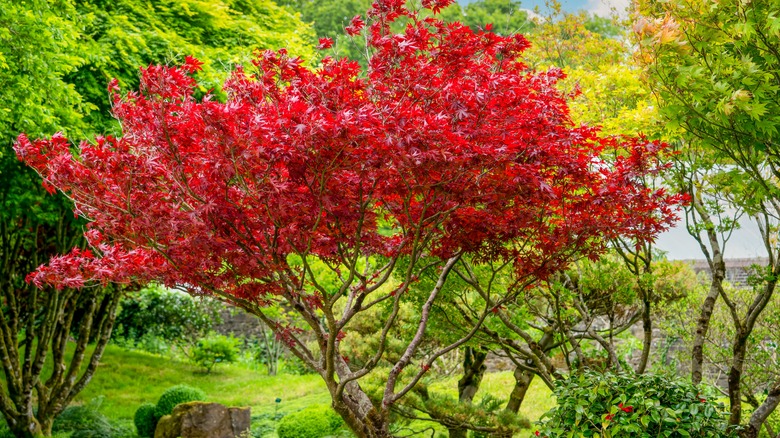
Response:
[654, 215, 768, 261]
[456, 0, 631, 17]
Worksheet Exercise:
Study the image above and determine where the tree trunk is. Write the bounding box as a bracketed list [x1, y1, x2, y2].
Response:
[8, 415, 45, 438]
[458, 347, 488, 403]
[689, 192, 726, 386]
[329, 356, 392, 438]
[487, 368, 534, 438]
[636, 297, 652, 374]
[447, 347, 488, 438]
[506, 366, 534, 413]
[728, 333, 748, 426]
[692, 262, 724, 385]
[332, 392, 391, 438]
[741, 379, 780, 438]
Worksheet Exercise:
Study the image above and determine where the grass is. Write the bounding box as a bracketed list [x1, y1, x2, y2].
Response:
[72, 345, 554, 436]
[427, 371, 555, 435]
[76, 345, 331, 419]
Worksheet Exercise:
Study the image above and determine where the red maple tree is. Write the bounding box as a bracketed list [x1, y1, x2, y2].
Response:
[15, 0, 682, 435]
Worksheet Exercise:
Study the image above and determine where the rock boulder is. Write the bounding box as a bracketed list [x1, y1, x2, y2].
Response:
[155, 402, 250, 438]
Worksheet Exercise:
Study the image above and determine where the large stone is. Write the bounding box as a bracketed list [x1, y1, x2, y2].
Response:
[155, 402, 250, 438]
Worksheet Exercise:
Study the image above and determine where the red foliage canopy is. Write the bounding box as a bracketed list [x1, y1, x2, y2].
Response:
[15, 1, 681, 304]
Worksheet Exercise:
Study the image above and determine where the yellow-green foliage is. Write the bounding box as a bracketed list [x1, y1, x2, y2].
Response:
[67, 0, 316, 130]
[524, 9, 659, 137]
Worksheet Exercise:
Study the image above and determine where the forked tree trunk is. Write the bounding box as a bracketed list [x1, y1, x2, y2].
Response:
[332, 399, 391, 438]
[458, 347, 488, 403]
[7, 416, 44, 438]
[0, 204, 125, 437]
[488, 367, 535, 438]
[448, 346, 488, 438]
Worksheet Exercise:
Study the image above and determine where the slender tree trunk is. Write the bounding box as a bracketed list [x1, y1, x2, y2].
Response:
[488, 367, 535, 438]
[505, 366, 534, 413]
[636, 297, 652, 374]
[491, 334, 555, 438]
[692, 261, 724, 385]
[448, 347, 488, 437]
[729, 333, 749, 426]
[689, 192, 726, 386]
[741, 379, 780, 438]
[458, 347, 488, 403]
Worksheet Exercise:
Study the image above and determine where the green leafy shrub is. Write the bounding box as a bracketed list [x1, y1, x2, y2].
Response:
[535, 371, 735, 438]
[113, 285, 222, 355]
[52, 397, 135, 438]
[154, 385, 206, 418]
[134, 402, 158, 437]
[276, 405, 343, 438]
[190, 334, 241, 373]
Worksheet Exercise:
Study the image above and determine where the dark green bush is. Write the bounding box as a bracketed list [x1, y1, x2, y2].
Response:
[134, 402, 158, 437]
[190, 334, 240, 373]
[534, 371, 736, 438]
[113, 285, 222, 354]
[52, 397, 134, 438]
[154, 385, 206, 418]
[276, 405, 343, 438]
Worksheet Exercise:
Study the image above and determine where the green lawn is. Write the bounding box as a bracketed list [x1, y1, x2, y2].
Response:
[74, 345, 553, 436]
[76, 345, 331, 419]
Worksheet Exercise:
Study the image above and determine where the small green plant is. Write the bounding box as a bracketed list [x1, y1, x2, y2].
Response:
[276, 405, 343, 438]
[190, 334, 241, 373]
[154, 385, 206, 418]
[534, 371, 736, 438]
[134, 402, 158, 437]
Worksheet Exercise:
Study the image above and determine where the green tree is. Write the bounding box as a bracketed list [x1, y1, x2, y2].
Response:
[277, 0, 371, 60]
[636, 0, 780, 436]
[71, 0, 316, 131]
[0, 0, 313, 435]
[0, 2, 122, 436]
[443, 0, 534, 36]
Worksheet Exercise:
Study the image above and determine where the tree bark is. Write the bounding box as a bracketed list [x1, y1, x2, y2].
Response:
[328, 355, 392, 438]
[458, 346, 487, 403]
[728, 334, 748, 426]
[332, 397, 390, 438]
[505, 366, 534, 413]
[448, 346, 488, 437]
[692, 257, 724, 385]
[741, 379, 780, 438]
[688, 185, 726, 386]
[636, 296, 652, 374]
[8, 416, 45, 438]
